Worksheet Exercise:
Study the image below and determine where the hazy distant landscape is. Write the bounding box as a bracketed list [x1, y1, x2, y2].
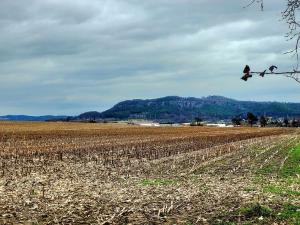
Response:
[78, 96, 300, 122]
[1, 96, 300, 123]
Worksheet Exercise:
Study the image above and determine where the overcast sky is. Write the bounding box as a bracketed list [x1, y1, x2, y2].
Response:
[0, 0, 299, 115]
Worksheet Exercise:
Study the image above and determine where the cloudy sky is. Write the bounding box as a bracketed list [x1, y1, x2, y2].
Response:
[0, 0, 299, 115]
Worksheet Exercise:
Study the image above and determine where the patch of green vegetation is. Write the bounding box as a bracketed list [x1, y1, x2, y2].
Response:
[210, 201, 300, 224]
[285, 176, 300, 185]
[279, 145, 300, 178]
[255, 143, 300, 184]
[276, 204, 300, 225]
[231, 203, 300, 224]
[139, 178, 177, 186]
[212, 143, 300, 225]
[252, 143, 300, 224]
[257, 164, 278, 176]
[258, 144, 300, 197]
[256, 141, 300, 177]
[210, 203, 273, 225]
[240, 203, 272, 219]
[264, 185, 300, 196]
[253, 175, 264, 184]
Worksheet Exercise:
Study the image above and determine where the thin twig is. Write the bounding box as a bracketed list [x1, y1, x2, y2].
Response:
[250, 71, 300, 83]
[251, 71, 300, 75]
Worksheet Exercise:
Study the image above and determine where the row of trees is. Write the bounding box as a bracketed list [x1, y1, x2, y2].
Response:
[232, 113, 300, 127]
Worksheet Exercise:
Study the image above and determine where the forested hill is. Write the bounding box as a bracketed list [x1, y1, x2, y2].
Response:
[78, 96, 300, 122]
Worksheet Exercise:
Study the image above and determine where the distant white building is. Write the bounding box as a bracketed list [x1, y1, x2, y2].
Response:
[139, 123, 160, 127]
[206, 123, 233, 128]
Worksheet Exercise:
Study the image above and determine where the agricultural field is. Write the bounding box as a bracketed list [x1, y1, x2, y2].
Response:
[0, 121, 299, 224]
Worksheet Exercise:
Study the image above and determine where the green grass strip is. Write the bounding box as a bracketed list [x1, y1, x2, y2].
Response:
[263, 185, 300, 196]
[279, 144, 300, 178]
[276, 204, 300, 225]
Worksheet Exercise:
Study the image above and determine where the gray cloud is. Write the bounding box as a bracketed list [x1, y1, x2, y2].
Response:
[0, 0, 298, 115]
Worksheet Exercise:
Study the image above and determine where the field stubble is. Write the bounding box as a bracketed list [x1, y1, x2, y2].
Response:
[0, 122, 298, 224]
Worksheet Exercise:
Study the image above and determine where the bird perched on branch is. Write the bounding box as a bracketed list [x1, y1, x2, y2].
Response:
[241, 65, 252, 81]
[243, 65, 250, 75]
[241, 74, 252, 81]
[259, 70, 266, 77]
[269, 65, 278, 73]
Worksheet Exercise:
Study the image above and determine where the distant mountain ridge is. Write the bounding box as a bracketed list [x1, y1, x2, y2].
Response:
[0, 115, 67, 121]
[2, 96, 300, 122]
[78, 96, 300, 122]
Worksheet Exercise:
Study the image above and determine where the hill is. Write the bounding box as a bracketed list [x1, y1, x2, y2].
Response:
[0, 115, 68, 121]
[78, 96, 300, 122]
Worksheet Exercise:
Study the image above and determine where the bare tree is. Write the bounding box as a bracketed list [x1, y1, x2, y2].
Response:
[243, 0, 300, 83]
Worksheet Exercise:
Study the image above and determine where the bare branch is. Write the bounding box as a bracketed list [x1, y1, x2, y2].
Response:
[282, 0, 300, 67]
[250, 71, 300, 83]
[243, 0, 256, 8]
[247, 0, 300, 67]
[243, 0, 300, 84]
[244, 0, 264, 11]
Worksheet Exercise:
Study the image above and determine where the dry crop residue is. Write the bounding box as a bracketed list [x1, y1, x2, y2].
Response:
[0, 121, 298, 224]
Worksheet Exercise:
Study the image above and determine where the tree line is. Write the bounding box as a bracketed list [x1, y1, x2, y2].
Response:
[232, 112, 300, 127]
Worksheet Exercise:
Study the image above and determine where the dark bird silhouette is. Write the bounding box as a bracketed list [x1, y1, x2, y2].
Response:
[243, 65, 250, 75]
[241, 74, 252, 81]
[269, 65, 278, 73]
[259, 70, 266, 77]
[241, 65, 252, 81]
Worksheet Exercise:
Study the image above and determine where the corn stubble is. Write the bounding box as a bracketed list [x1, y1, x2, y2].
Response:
[0, 121, 297, 224]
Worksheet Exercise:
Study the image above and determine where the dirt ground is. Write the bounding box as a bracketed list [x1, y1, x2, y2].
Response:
[0, 122, 299, 224]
